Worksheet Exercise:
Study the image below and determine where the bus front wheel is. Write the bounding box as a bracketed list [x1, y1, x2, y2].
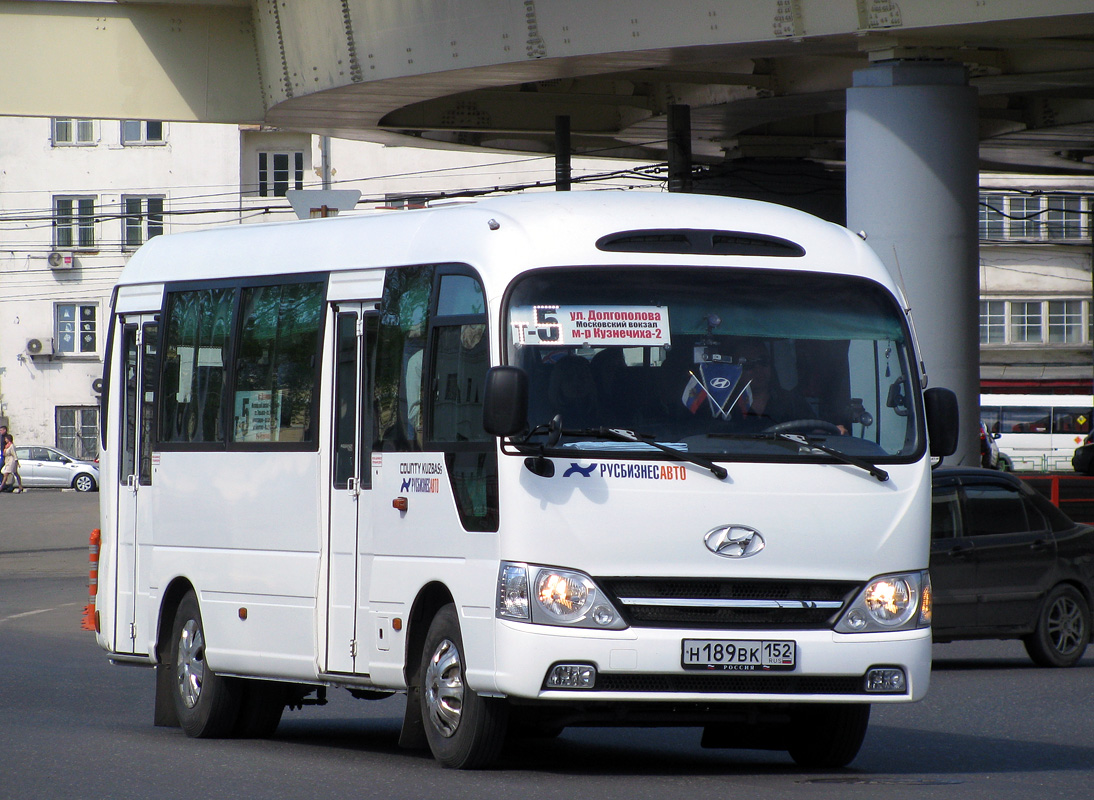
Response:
[786, 703, 870, 768]
[169, 591, 241, 738]
[418, 604, 508, 769]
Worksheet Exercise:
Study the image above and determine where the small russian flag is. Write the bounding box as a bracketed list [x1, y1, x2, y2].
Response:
[681, 372, 708, 414]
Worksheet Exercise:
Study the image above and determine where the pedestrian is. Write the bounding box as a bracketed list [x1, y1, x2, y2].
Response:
[1, 433, 22, 493]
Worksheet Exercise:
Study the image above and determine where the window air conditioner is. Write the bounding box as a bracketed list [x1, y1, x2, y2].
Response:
[26, 337, 54, 358]
[48, 251, 74, 269]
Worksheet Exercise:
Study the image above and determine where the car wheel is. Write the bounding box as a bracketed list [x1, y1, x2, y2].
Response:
[786, 704, 870, 768]
[72, 473, 97, 492]
[1023, 585, 1091, 668]
[169, 591, 241, 737]
[419, 604, 508, 769]
[998, 453, 1014, 472]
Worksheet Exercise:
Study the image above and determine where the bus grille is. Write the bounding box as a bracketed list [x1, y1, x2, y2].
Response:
[597, 577, 860, 630]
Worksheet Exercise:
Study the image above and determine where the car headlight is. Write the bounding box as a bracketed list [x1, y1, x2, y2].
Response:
[497, 562, 627, 630]
[834, 571, 931, 633]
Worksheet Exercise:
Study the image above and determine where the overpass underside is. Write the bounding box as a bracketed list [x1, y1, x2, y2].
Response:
[2, 1, 1092, 174]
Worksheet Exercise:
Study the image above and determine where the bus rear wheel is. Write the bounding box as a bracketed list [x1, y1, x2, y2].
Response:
[418, 604, 508, 769]
[169, 591, 241, 738]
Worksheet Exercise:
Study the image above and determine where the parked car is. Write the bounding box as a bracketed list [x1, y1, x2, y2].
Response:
[12, 445, 99, 492]
[931, 467, 1093, 667]
[979, 421, 1000, 468]
[1072, 432, 1094, 475]
[978, 421, 1013, 471]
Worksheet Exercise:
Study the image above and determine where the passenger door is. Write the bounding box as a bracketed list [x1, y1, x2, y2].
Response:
[325, 304, 378, 674]
[963, 477, 1057, 632]
[929, 476, 979, 633]
[115, 315, 158, 655]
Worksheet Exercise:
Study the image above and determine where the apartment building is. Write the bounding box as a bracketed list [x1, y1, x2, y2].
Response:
[979, 175, 1094, 395]
[0, 116, 648, 457]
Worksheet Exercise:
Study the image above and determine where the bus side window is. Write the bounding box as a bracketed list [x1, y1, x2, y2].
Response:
[1052, 407, 1093, 435]
[232, 282, 324, 444]
[375, 265, 434, 451]
[160, 287, 236, 444]
[427, 271, 496, 532]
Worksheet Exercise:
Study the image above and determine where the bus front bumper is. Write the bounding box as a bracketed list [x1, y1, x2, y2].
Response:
[487, 620, 932, 704]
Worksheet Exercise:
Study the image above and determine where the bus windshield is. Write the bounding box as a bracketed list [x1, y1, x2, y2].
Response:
[505, 267, 921, 461]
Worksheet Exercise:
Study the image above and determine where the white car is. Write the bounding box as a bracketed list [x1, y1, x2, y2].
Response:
[12, 445, 99, 492]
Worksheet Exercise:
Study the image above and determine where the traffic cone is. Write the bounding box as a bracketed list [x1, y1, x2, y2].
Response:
[81, 529, 100, 632]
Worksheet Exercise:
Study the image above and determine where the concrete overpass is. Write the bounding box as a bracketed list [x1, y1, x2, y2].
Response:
[5, 0, 1094, 464]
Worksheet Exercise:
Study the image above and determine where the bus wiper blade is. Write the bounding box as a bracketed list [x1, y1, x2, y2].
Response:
[572, 427, 729, 480]
[772, 433, 889, 482]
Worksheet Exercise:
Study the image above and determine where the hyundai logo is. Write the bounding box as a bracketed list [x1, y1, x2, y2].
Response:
[704, 525, 766, 558]
[709, 377, 732, 389]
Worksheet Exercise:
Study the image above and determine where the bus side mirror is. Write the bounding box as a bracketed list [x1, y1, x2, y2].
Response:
[483, 366, 529, 438]
[924, 387, 959, 458]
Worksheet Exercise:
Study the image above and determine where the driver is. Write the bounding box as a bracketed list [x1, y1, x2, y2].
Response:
[730, 339, 816, 427]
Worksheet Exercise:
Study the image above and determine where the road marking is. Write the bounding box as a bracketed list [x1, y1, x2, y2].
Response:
[0, 602, 81, 625]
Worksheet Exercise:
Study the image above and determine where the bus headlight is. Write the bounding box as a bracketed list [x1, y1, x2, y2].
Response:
[835, 571, 931, 633]
[497, 562, 627, 630]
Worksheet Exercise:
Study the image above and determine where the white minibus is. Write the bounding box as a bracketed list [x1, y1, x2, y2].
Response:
[980, 393, 1093, 472]
[95, 191, 957, 769]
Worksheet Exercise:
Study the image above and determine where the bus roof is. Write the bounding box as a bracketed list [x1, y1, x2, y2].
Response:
[115, 191, 895, 294]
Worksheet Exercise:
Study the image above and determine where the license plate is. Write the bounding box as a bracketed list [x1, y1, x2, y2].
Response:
[681, 639, 797, 671]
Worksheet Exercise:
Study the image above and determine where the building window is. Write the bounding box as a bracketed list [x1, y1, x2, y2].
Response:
[56, 407, 100, 460]
[56, 303, 98, 355]
[53, 196, 96, 249]
[258, 151, 304, 197]
[981, 299, 1091, 346]
[52, 118, 95, 146]
[122, 120, 165, 145]
[123, 196, 165, 248]
[1048, 300, 1083, 343]
[979, 193, 1088, 241]
[979, 194, 1006, 239]
[1008, 195, 1042, 239]
[1046, 197, 1083, 239]
[980, 300, 1006, 344]
[1010, 301, 1042, 343]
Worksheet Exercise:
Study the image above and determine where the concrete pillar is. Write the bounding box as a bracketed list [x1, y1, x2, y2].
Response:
[846, 61, 980, 466]
[668, 104, 692, 193]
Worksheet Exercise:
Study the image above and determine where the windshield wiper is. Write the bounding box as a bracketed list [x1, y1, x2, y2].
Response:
[770, 433, 889, 482]
[523, 421, 728, 480]
[597, 427, 728, 480]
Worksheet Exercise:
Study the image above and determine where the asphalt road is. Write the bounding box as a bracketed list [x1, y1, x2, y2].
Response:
[2, 490, 1094, 799]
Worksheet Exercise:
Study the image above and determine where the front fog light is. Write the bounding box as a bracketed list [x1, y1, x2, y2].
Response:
[546, 663, 596, 689]
[866, 667, 907, 693]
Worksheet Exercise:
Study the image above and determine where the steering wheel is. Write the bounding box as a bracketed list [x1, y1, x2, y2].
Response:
[762, 418, 844, 436]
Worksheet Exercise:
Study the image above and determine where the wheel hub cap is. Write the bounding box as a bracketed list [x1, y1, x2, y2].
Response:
[424, 638, 463, 738]
[176, 619, 206, 709]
